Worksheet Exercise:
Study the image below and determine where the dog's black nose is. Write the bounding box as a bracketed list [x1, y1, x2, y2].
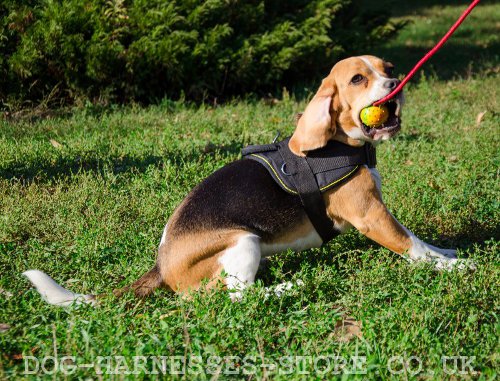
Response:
[384, 79, 400, 89]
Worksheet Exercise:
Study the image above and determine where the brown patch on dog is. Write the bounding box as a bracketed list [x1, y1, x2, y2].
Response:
[324, 166, 412, 254]
[157, 229, 248, 293]
[333, 129, 365, 147]
[289, 74, 339, 156]
[262, 216, 319, 249]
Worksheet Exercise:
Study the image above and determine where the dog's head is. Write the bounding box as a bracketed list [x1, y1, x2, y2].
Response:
[289, 55, 403, 156]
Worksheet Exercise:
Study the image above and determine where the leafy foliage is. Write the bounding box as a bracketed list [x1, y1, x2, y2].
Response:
[0, 0, 403, 106]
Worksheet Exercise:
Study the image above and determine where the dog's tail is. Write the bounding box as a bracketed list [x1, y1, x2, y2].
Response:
[113, 265, 164, 298]
[23, 266, 165, 307]
[23, 270, 96, 307]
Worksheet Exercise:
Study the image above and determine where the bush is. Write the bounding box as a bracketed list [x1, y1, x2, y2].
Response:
[0, 0, 403, 107]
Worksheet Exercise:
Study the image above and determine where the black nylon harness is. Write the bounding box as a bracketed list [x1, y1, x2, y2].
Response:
[241, 137, 377, 243]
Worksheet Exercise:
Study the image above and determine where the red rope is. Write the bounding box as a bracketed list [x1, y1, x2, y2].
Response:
[373, 0, 481, 106]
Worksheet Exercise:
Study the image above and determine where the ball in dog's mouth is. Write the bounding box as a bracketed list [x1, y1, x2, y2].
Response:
[360, 105, 389, 127]
[360, 99, 402, 139]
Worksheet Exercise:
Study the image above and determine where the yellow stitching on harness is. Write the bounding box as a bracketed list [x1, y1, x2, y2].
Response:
[319, 165, 359, 191]
[250, 154, 298, 194]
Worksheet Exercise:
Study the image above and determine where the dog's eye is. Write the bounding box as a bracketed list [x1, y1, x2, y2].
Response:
[385, 66, 394, 76]
[350, 74, 365, 84]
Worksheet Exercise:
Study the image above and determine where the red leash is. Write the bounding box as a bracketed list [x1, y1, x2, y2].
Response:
[373, 0, 481, 106]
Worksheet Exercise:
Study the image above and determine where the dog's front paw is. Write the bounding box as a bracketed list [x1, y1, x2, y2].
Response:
[437, 248, 458, 259]
[409, 240, 476, 271]
[427, 246, 476, 271]
[433, 257, 476, 271]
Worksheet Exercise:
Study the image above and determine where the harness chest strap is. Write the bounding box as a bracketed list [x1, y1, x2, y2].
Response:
[278, 145, 337, 242]
[242, 137, 377, 244]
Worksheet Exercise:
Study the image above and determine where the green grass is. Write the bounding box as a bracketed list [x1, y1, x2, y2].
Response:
[1, 2, 499, 379]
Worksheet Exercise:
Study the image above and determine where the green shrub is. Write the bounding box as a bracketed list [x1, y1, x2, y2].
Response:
[0, 0, 403, 107]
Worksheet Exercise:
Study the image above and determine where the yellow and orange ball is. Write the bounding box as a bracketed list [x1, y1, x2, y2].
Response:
[360, 105, 389, 127]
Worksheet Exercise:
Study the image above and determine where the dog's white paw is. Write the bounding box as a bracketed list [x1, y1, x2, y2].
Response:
[437, 248, 458, 259]
[432, 257, 476, 271]
[265, 280, 305, 298]
[408, 235, 477, 271]
[425, 246, 476, 271]
[408, 237, 476, 271]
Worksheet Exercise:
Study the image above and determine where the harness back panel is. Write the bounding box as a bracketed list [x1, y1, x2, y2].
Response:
[242, 138, 376, 194]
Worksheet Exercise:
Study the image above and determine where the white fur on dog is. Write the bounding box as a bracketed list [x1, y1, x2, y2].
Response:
[219, 234, 262, 301]
[23, 270, 95, 307]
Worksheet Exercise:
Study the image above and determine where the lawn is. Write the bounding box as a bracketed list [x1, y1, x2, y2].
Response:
[0, 1, 499, 379]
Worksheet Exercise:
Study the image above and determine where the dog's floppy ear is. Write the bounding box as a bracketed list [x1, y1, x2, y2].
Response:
[289, 76, 338, 156]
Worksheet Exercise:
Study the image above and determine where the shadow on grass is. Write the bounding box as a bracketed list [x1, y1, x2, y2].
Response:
[368, 0, 498, 80]
[0, 142, 244, 185]
[372, 0, 479, 17]
[441, 224, 500, 250]
[373, 41, 499, 82]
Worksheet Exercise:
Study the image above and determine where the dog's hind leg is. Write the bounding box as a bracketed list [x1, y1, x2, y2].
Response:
[218, 233, 262, 301]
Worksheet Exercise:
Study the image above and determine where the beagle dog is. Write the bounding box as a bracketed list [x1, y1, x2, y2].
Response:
[24, 55, 466, 306]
